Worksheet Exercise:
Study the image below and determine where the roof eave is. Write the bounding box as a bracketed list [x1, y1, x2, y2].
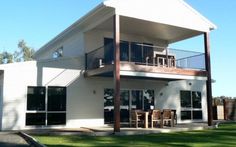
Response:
[179, 0, 217, 32]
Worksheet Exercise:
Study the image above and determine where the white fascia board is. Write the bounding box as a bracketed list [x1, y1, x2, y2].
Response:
[120, 71, 207, 81]
[180, 0, 217, 30]
[104, 0, 216, 32]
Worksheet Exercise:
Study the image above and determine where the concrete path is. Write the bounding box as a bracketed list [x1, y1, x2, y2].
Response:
[0, 132, 29, 147]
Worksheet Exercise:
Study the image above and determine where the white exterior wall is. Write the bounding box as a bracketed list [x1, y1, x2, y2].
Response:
[0, 62, 37, 130]
[0, 58, 105, 130]
[36, 57, 104, 128]
[0, 0, 213, 130]
[99, 78, 207, 124]
[0, 58, 207, 130]
[35, 31, 84, 60]
[156, 80, 207, 123]
[85, 29, 167, 53]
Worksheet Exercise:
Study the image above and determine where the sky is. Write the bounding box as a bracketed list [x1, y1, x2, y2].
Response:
[0, 0, 235, 97]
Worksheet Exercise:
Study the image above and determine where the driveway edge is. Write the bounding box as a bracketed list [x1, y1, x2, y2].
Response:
[18, 132, 46, 147]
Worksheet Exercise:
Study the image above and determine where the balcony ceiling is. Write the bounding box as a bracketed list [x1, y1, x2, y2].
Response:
[95, 16, 203, 44]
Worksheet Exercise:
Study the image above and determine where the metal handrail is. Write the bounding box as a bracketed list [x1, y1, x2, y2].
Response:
[85, 43, 205, 70]
[175, 53, 205, 61]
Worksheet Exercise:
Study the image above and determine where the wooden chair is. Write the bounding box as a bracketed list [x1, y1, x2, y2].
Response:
[162, 109, 175, 127]
[130, 110, 144, 128]
[150, 109, 163, 128]
[171, 109, 177, 125]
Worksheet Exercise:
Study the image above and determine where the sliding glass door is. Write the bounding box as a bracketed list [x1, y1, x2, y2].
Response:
[143, 90, 155, 110]
[104, 38, 154, 64]
[104, 38, 129, 63]
[104, 38, 114, 64]
[104, 89, 154, 124]
[131, 90, 143, 110]
[120, 90, 130, 122]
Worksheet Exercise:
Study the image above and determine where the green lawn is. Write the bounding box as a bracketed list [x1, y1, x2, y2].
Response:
[33, 122, 236, 147]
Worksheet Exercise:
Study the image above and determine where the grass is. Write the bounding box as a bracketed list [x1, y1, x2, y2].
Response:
[33, 122, 236, 147]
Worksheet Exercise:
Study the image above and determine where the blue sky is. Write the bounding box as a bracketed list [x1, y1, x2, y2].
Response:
[0, 0, 235, 97]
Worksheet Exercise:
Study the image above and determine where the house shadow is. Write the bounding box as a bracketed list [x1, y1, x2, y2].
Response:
[35, 56, 105, 125]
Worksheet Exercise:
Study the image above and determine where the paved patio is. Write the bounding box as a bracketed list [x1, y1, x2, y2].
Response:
[23, 123, 215, 136]
[81, 123, 213, 136]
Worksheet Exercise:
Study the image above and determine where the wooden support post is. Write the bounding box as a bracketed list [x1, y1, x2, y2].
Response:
[165, 48, 169, 67]
[204, 32, 213, 126]
[113, 14, 121, 133]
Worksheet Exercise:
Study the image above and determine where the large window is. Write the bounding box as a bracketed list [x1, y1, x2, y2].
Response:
[104, 38, 114, 64]
[131, 42, 142, 63]
[104, 38, 153, 64]
[104, 38, 129, 63]
[143, 43, 154, 63]
[120, 41, 129, 61]
[26, 113, 46, 126]
[26, 86, 66, 126]
[180, 91, 202, 120]
[104, 89, 154, 124]
[48, 86, 66, 111]
[27, 86, 45, 111]
[47, 86, 66, 125]
[26, 86, 46, 126]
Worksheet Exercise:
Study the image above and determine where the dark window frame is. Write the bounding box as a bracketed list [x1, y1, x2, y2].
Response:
[104, 88, 154, 124]
[47, 86, 67, 111]
[26, 86, 67, 126]
[180, 90, 202, 120]
[104, 38, 154, 64]
[26, 113, 46, 126]
[27, 86, 46, 111]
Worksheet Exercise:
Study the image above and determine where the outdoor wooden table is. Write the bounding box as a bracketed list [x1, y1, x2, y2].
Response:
[136, 111, 149, 128]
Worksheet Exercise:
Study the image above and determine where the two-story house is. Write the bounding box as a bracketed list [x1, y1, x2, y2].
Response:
[0, 0, 216, 131]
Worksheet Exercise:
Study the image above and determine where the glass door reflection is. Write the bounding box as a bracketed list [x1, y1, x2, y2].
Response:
[120, 90, 130, 122]
[104, 89, 154, 124]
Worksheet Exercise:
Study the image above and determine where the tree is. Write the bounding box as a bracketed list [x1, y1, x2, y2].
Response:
[17, 40, 35, 61]
[0, 40, 35, 64]
[0, 53, 3, 64]
[0, 52, 14, 63]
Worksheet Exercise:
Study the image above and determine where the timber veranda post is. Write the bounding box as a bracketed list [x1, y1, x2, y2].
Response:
[204, 32, 213, 126]
[113, 14, 121, 132]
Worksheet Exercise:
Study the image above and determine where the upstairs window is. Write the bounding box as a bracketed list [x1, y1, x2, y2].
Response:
[53, 46, 63, 58]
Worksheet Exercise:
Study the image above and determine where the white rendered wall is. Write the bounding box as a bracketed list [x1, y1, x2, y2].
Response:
[0, 58, 105, 130]
[0, 61, 37, 130]
[156, 80, 207, 123]
[35, 32, 84, 60]
[0, 58, 207, 130]
[0, 25, 207, 130]
[36, 57, 104, 128]
[84, 29, 168, 53]
[98, 78, 207, 124]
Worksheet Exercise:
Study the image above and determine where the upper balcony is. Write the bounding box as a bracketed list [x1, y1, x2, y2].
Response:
[81, 4, 213, 81]
[84, 40, 207, 81]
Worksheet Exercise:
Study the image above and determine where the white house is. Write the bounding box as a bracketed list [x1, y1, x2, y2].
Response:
[0, 0, 216, 131]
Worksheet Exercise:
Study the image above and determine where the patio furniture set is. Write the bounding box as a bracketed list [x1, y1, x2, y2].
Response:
[130, 109, 176, 128]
